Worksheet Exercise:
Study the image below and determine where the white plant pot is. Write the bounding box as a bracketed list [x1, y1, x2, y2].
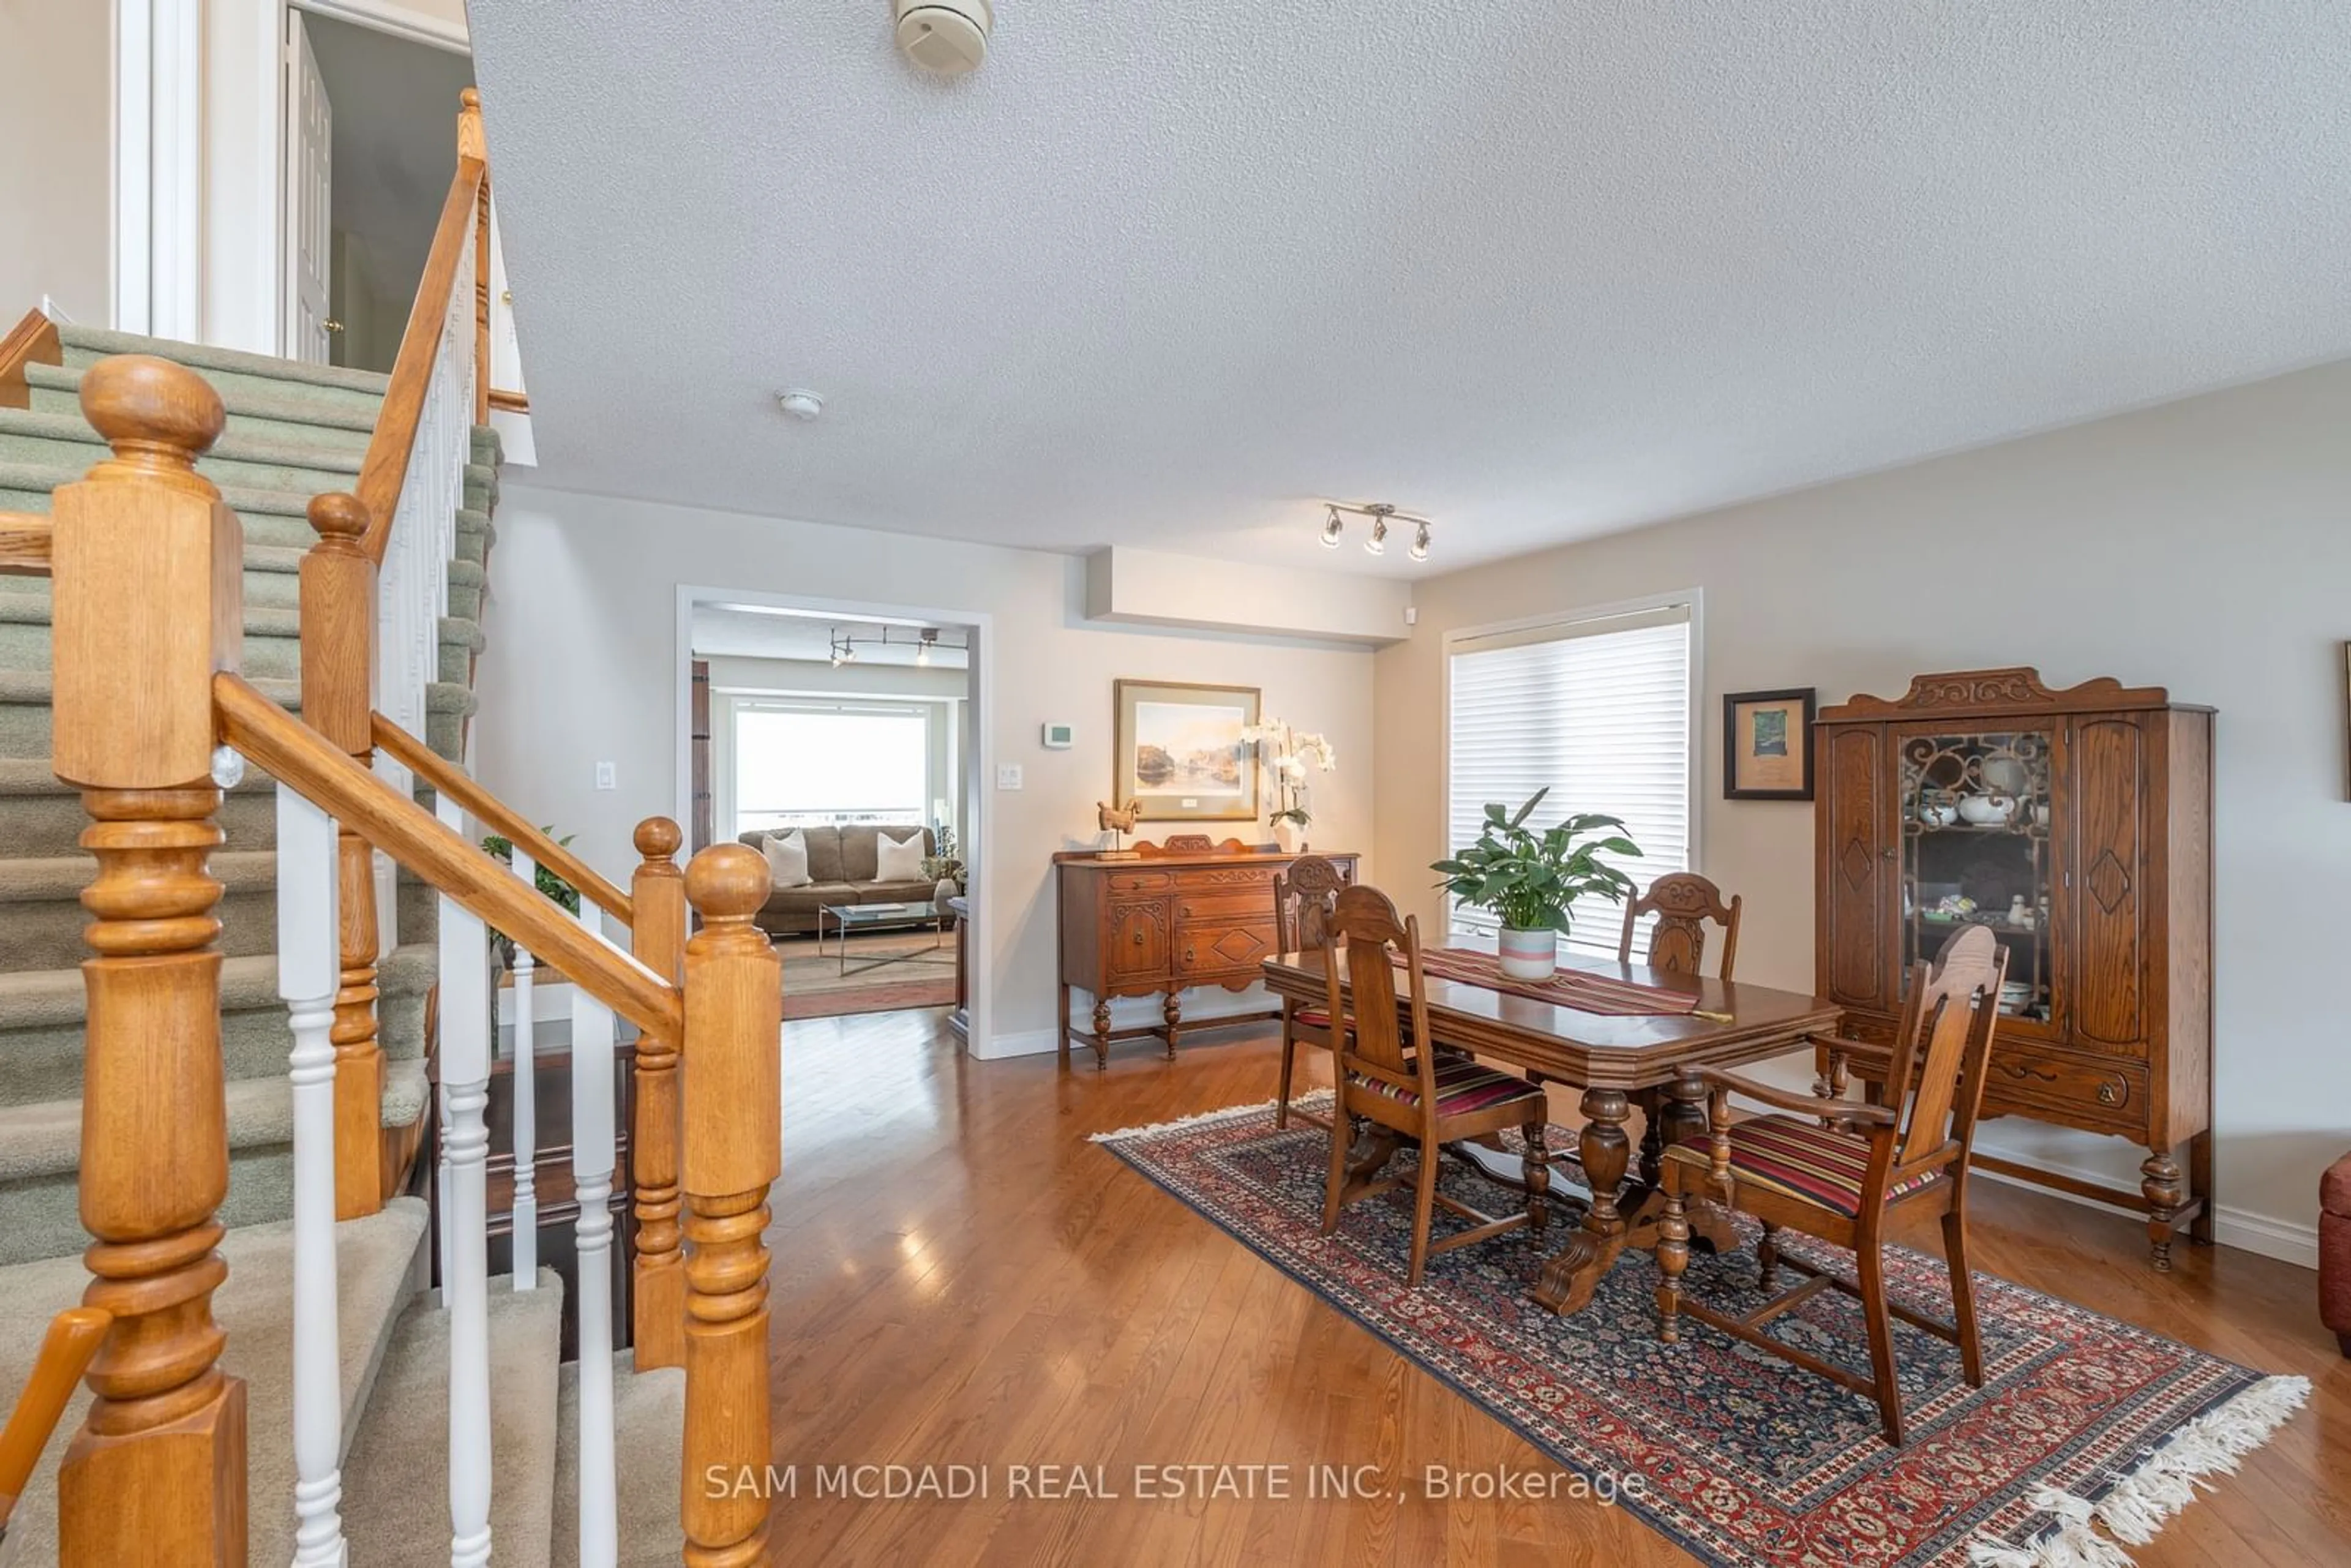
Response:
[1496, 925, 1558, 981]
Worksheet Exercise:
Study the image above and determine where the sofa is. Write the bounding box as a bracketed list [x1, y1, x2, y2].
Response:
[2323, 1152, 2351, 1356]
[737, 824, 939, 937]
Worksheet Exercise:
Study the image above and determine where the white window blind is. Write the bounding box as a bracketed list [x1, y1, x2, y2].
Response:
[1445, 606, 1693, 958]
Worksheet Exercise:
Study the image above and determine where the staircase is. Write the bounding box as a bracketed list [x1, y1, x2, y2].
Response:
[0, 323, 588, 1567]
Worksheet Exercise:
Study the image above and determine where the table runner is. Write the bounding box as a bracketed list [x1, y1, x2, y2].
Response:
[1393, 946, 1703, 1017]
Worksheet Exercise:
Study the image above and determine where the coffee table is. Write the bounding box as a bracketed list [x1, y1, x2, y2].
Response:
[818, 901, 947, 977]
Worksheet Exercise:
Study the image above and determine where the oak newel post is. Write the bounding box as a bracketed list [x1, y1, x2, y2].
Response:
[631, 816, 689, 1370]
[302, 492, 388, 1218]
[679, 845, 779, 1568]
[50, 355, 248, 1566]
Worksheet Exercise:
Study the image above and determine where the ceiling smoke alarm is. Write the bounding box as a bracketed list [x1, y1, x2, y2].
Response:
[896, 0, 992, 75]
[776, 389, 825, 421]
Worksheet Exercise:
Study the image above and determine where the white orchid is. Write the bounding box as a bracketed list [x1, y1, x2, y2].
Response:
[1244, 716, 1337, 830]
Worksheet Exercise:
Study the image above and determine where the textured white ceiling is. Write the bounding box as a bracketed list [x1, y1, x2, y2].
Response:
[470, 1, 2351, 575]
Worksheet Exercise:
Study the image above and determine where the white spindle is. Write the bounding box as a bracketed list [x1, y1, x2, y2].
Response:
[276, 784, 348, 1568]
[572, 899, 620, 1568]
[436, 790, 495, 1568]
[507, 847, 539, 1284]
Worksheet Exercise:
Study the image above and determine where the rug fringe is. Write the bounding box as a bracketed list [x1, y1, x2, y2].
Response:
[1090, 1092, 1330, 1145]
[1967, 1373, 2311, 1567]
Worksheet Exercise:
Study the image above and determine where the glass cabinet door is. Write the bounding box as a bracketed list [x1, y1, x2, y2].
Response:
[1894, 727, 2055, 1026]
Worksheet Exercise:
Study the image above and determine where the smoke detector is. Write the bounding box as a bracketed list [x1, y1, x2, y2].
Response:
[776, 389, 825, 421]
[896, 0, 992, 75]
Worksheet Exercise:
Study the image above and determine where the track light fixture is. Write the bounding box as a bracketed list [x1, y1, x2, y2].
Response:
[1316, 501, 1431, 561]
[830, 625, 964, 666]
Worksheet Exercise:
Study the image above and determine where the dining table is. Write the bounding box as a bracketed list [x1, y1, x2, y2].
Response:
[1259, 937, 1842, 1315]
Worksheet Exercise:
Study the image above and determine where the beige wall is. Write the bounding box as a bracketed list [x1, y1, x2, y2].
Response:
[0, 0, 112, 321]
[473, 487, 1378, 1054]
[1376, 359, 2351, 1260]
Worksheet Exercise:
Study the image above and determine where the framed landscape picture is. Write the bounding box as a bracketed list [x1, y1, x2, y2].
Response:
[1114, 680, 1261, 822]
[1723, 688, 1817, 800]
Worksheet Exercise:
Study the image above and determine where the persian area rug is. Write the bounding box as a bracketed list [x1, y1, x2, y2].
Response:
[1095, 1097, 2306, 1568]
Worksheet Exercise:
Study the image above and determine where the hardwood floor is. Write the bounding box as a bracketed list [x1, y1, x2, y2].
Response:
[766, 1009, 2350, 1566]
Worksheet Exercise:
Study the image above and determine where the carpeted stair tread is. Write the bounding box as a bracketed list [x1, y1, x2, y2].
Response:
[0, 1197, 429, 1568]
[0, 545, 307, 612]
[0, 944, 437, 1107]
[0, 669, 301, 761]
[340, 1271, 566, 1568]
[0, 1057, 429, 1186]
[552, 1354, 685, 1568]
[0, 753, 274, 863]
[56, 321, 392, 397]
[0, 409, 366, 497]
[0, 596, 301, 677]
[24, 359, 377, 448]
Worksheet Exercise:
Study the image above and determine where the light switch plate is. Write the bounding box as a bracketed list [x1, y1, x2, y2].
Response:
[594, 761, 617, 790]
[996, 764, 1024, 790]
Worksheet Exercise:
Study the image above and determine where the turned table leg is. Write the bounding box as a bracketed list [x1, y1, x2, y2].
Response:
[2143, 1145, 2184, 1271]
[1531, 1087, 1632, 1315]
[1163, 991, 1181, 1059]
[1092, 998, 1112, 1071]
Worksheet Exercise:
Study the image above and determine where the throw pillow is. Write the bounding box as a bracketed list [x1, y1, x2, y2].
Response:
[762, 830, 811, 890]
[874, 829, 926, 882]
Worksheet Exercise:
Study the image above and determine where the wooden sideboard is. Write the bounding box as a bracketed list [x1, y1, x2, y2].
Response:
[1055, 842, 1359, 1068]
[1810, 667, 2214, 1269]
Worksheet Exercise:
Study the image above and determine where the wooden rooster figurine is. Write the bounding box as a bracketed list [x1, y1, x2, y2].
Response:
[1096, 798, 1142, 858]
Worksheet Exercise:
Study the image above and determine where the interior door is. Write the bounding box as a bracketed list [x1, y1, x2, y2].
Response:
[283, 10, 334, 365]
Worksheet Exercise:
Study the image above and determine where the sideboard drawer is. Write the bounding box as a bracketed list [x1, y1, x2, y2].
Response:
[1981, 1047, 2145, 1132]
[1175, 891, 1278, 926]
[1176, 920, 1278, 977]
[1108, 871, 1172, 893]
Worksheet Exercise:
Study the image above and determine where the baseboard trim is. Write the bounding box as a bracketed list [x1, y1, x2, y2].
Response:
[1967, 1152, 2317, 1271]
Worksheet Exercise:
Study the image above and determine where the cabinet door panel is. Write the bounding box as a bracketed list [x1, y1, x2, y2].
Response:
[1820, 727, 1892, 1007]
[2069, 715, 2147, 1051]
[1106, 899, 1171, 982]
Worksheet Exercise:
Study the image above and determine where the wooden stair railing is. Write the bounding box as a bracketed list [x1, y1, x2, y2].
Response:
[47, 354, 779, 1564]
[374, 713, 634, 924]
[0, 1310, 110, 1547]
[0, 306, 61, 410]
[0, 510, 51, 574]
[370, 703, 691, 1367]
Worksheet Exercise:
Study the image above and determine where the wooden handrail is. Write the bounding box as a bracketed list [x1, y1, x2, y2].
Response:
[0, 1309, 110, 1539]
[0, 511, 50, 577]
[215, 674, 682, 1040]
[486, 388, 528, 413]
[372, 713, 634, 926]
[356, 153, 485, 564]
[0, 307, 61, 410]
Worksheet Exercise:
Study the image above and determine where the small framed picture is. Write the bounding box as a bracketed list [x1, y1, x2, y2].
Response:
[1113, 680, 1262, 822]
[1724, 688, 1817, 800]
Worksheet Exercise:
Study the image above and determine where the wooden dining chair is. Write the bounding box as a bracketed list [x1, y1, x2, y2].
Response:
[1272, 855, 1349, 1129]
[1618, 871, 1744, 979]
[1654, 924, 2007, 1446]
[1321, 885, 1550, 1287]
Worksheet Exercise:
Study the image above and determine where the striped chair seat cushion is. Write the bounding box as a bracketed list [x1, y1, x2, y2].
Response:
[1662, 1114, 1942, 1218]
[1346, 1056, 1543, 1119]
[1296, 1007, 1333, 1028]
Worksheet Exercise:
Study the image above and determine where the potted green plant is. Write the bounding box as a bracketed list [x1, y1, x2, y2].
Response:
[1430, 788, 1642, 981]
[482, 828, 582, 969]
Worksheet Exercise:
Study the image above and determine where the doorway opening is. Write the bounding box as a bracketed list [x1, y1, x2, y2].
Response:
[680, 593, 990, 1037]
[283, 7, 475, 369]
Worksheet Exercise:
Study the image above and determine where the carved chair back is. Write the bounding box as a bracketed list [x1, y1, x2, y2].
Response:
[1321, 885, 1436, 1111]
[1618, 871, 1744, 980]
[1882, 924, 2008, 1174]
[1274, 854, 1349, 954]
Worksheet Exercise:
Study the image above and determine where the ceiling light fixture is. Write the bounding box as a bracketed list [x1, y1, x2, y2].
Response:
[830, 625, 969, 667]
[916, 629, 939, 666]
[1317, 501, 1431, 561]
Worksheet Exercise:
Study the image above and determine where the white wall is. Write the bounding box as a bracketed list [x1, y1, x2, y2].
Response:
[0, 0, 112, 321]
[1376, 358, 2351, 1264]
[474, 487, 1379, 1052]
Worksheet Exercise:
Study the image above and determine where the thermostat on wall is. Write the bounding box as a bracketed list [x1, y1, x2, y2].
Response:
[1041, 722, 1074, 749]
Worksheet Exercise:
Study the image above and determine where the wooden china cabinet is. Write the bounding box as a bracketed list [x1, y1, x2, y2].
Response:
[1811, 668, 2214, 1269]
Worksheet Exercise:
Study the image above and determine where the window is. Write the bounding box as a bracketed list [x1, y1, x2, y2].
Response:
[1445, 601, 1694, 958]
[733, 703, 929, 832]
